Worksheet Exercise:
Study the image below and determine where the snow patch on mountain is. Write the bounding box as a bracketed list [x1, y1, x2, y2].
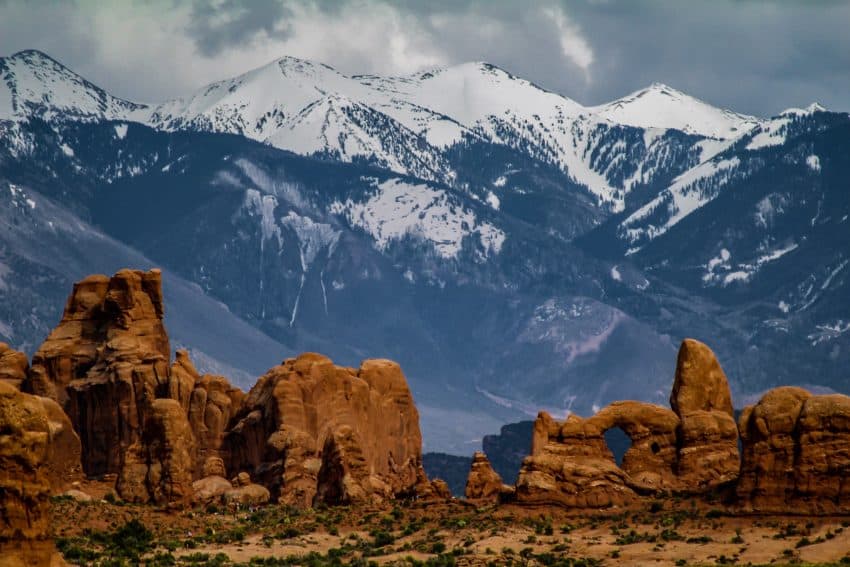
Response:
[242, 189, 283, 251]
[329, 178, 505, 259]
[806, 154, 821, 172]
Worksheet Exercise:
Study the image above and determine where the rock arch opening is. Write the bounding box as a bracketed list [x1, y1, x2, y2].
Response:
[603, 426, 631, 467]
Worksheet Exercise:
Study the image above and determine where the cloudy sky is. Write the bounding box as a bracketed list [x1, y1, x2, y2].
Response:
[1, 0, 848, 116]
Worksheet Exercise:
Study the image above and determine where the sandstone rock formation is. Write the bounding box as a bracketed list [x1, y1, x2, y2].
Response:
[737, 387, 850, 513]
[25, 269, 171, 477]
[465, 451, 511, 503]
[516, 339, 740, 507]
[185, 362, 243, 479]
[670, 339, 739, 490]
[517, 412, 639, 508]
[0, 382, 52, 541]
[0, 342, 29, 389]
[116, 398, 196, 506]
[222, 353, 427, 507]
[37, 397, 83, 492]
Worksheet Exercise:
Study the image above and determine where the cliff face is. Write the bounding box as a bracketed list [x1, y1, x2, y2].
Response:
[25, 270, 170, 477]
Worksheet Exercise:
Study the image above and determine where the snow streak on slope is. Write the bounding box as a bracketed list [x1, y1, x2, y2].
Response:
[329, 178, 505, 259]
[620, 156, 742, 252]
[591, 83, 760, 139]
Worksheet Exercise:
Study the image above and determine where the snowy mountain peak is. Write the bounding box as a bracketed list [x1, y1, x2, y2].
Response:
[780, 102, 828, 118]
[0, 49, 146, 122]
[590, 82, 761, 139]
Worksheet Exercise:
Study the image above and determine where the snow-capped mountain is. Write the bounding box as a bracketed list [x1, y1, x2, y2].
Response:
[142, 56, 742, 211]
[2, 47, 849, 453]
[0, 50, 145, 122]
[590, 82, 760, 139]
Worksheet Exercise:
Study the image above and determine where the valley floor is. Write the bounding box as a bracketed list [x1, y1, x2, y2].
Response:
[49, 481, 850, 566]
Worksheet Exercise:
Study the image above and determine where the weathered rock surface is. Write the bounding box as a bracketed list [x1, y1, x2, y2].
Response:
[0, 382, 52, 541]
[592, 401, 679, 492]
[25, 269, 170, 477]
[465, 451, 508, 503]
[670, 338, 734, 417]
[670, 339, 739, 491]
[517, 413, 638, 508]
[116, 398, 196, 506]
[222, 353, 426, 506]
[737, 387, 850, 513]
[516, 339, 739, 507]
[0, 383, 67, 566]
[37, 397, 83, 492]
[0, 342, 29, 389]
[185, 360, 243, 479]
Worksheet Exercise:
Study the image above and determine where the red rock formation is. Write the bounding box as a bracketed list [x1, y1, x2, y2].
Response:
[0, 342, 29, 389]
[116, 398, 196, 506]
[37, 397, 83, 493]
[516, 412, 638, 508]
[670, 339, 739, 490]
[516, 339, 740, 507]
[25, 269, 170, 477]
[0, 383, 69, 566]
[737, 387, 850, 513]
[0, 382, 52, 540]
[185, 363, 243, 479]
[465, 451, 511, 503]
[592, 401, 680, 492]
[222, 353, 426, 506]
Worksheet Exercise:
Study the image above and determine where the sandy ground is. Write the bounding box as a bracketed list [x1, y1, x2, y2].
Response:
[50, 484, 850, 566]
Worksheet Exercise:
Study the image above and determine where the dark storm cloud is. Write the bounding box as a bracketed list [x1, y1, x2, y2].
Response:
[187, 0, 294, 56]
[0, 0, 846, 116]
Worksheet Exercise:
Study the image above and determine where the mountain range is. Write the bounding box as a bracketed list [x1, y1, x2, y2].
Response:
[1, 48, 848, 453]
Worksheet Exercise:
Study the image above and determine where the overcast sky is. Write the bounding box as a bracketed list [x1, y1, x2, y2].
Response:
[1, 0, 848, 116]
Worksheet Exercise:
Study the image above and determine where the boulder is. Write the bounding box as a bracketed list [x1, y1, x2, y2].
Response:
[192, 475, 232, 505]
[0, 342, 29, 389]
[60, 489, 93, 503]
[465, 451, 506, 503]
[116, 398, 196, 506]
[221, 353, 426, 506]
[223, 483, 271, 507]
[25, 270, 170, 477]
